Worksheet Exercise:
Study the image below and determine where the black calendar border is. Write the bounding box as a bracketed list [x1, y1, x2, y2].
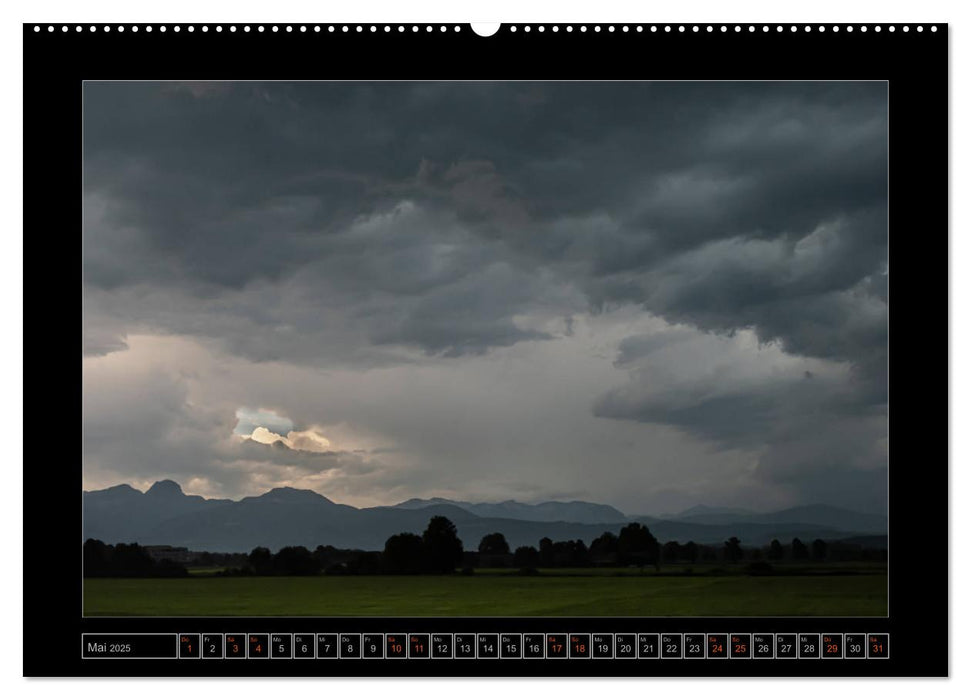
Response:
[23, 22, 948, 677]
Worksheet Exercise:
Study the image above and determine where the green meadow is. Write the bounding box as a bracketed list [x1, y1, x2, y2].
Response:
[84, 568, 887, 617]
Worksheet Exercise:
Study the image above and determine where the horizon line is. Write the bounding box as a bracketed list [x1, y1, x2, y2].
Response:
[81, 478, 889, 518]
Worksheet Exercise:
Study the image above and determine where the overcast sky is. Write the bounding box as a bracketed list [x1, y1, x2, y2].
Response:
[81, 81, 888, 515]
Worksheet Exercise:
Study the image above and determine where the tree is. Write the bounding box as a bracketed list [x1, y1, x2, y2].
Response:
[383, 532, 425, 574]
[513, 545, 540, 569]
[272, 546, 320, 575]
[314, 545, 340, 569]
[567, 539, 591, 566]
[812, 538, 828, 561]
[83, 538, 111, 577]
[791, 537, 810, 560]
[248, 546, 273, 575]
[81, 539, 185, 578]
[347, 551, 381, 575]
[767, 539, 785, 561]
[662, 541, 682, 563]
[590, 531, 620, 565]
[590, 531, 619, 556]
[538, 537, 555, 567]
[111, 542, 156, 576]
[478, 532, 510, 556]
[617, 522, 660, 568]
[683, 541, 699, 563]
[422, 516, 463, 573]
[723, 536, 744, 563]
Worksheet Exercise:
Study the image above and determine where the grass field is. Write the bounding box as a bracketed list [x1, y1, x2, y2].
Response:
[84, 570, 887, 617]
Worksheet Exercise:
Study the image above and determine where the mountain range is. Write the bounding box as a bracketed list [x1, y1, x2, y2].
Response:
[651, 504, 887, 533]
[82, 480, 887, 553]
[393, 497, 626, 523]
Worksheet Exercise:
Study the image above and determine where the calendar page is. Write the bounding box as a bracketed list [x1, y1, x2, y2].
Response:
[22, 20, 946, 677]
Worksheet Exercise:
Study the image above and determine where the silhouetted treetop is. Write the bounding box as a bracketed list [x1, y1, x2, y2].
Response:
[478, 532, 510, 555]
[422, 516, 463, 573]
[383, 532, 425, 574]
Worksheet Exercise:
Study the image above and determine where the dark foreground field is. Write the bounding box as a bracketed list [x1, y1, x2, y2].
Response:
[84, 567, 887, 616]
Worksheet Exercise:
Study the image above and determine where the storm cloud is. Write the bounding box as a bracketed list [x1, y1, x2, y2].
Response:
[82, 81, 888, 515]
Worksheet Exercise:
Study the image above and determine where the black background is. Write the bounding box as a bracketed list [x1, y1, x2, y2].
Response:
[23, 22, 947, 677]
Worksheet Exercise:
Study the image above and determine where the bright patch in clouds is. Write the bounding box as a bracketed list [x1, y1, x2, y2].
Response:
[248, 425, 333, 453]
[234, 407, 334, 452]
[234, 407, 293, 437]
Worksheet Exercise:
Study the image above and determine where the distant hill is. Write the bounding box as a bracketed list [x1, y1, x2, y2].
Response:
[657, 505, 757, 520]
[653, 504, 886, 534]
[84, 480, 232, 543]
[393, 497, 626, 524]
[82, 481, 887, 553]
[833, 534, 888, 549]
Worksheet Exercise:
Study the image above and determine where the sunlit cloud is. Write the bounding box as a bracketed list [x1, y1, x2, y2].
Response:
[247, 425, 334, 453]
[234, 407, 293, 437]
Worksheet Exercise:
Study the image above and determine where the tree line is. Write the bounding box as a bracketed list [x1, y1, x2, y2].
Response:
[83, 539, 189, 577]
[83, 516, 885, 578]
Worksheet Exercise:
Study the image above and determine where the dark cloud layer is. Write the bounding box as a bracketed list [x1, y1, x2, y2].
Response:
[83, 82, 888, 513]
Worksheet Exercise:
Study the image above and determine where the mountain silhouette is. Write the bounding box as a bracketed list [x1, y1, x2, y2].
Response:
[82, 481, 886, 553]
[393, 497, 625, 523]
[145, 479, 186, 498]
[240, 487, 335, 505]
[652, 504, 886, 532]
[659, 504, 757, 520]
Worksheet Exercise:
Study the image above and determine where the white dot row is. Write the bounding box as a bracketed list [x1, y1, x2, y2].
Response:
[33, 25, 463, 34]
[509, 24, 938, 33]
[32, 24, 940, 34]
